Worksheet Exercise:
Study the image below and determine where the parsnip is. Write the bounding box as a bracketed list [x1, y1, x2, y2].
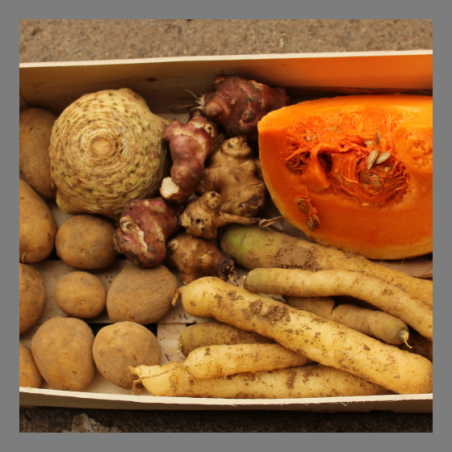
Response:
[174, 277, 433, 395]
[130, 362, 388, 399]
[244, 268, 432, 341]
[286, 296, 410, 345]
[220, 225, 432, 307]
[183, 343, 312, 379]
[179, 322, 274, 356]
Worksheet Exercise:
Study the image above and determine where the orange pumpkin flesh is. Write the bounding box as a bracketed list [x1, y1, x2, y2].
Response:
[258, 95, 432, 260]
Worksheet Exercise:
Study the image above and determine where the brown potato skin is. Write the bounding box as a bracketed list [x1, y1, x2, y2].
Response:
[54, 271, 106, 318]
[19, 180, 57, 264]
[19, 108, 57, 199]
[93, 321, 161, 389]
[106, 265, 178, 325]
[31, 317, 95, 391]
[19, 342, 42, 388]
[55, 215, 116, 270]
[19, 263, 46, 334]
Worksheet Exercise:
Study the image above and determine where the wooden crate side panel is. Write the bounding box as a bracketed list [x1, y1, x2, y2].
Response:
[19, 52, 433, 116]
[19, 388, 432, 413]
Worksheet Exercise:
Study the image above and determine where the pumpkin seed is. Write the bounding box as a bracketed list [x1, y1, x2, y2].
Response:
[312, 214, 321, 229]
[375, 152, 391, 165]
[360, 171, 371, 184]
[305, 136, 311, 142]
[307, 216, 316, 231]
[371, 174, 382, 189]
[296, 197, 310, 214]
[374, 131, 381, 144]
[367, 150, 379, 169]
[364, 140, 373, 147]
[384, 166, 393, 172]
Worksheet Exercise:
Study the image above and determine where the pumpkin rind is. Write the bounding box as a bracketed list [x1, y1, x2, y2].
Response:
[258, 95, 432, 260]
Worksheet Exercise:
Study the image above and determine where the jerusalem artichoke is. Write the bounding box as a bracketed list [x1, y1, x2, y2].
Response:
[160, 112, 218, 204]
[166, 232, 235, 285]
[180, 191, 260, 240]
[198, 75, 289, 141]
[197, 136, 267, 218]
[113, 197, 183, 267]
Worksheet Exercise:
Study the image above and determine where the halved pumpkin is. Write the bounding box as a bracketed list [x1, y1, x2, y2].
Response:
[258, 94, 432, 260]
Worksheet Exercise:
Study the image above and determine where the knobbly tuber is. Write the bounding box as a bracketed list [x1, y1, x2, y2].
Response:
[178, 322, 275, 356]
[198, 75, 289, 141]
[221, 224, 433, 306]
[166, 232, 235, 285]
[285, 296, 410, 346]
[174, 277, 433, 395]
[160, 112, 218, 204]
[180, 191, 260, 240]
[130, 362, 388, 399]
[113, 197, 183, 267]
[197, 136, 266, 218]
[244, 268, 432, 341]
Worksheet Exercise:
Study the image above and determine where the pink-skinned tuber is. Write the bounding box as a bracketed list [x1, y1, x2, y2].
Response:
[198, 75, 289, 141]
[197, 136, 267, 218]
[113, 197, 183, 267]
[160, 112, 219, 204]
[180, 191, 260, 240]
[166, 232, 236, 285]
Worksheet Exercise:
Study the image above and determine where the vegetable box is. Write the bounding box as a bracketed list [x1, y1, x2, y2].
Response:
[19, 50, 433, 412]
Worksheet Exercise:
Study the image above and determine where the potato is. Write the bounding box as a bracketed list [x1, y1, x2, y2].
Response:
[19, 263, 46, 334]
[106, 265, 178, 325]
[19, 342, 42, 388]
[19, 180, 57, 264]
[55, 215, 116, 270]
[31, 317, 95, 391]
[19, 108, 57, 199]
[93, 321, 161, 389]
[54, 271, 106, 318]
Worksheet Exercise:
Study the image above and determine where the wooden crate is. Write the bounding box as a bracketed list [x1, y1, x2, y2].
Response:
[19, 51, 433, 412]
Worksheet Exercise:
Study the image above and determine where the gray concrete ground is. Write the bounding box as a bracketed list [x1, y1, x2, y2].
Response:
[19, 19, 433, 433]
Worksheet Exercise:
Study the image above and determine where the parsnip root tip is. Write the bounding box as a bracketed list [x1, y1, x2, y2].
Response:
[259, 216, 284, 228]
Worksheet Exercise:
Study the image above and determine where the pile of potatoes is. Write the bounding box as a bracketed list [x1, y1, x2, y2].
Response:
[19, 108, 179, 392]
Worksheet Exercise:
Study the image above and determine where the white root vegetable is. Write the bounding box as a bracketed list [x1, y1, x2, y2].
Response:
[130, 362, 388, 399]
[244, 268, 432, 341]
[174, 277, 433, 395]
[182, 343, 312, 379]
[285, 296, 410, 346]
